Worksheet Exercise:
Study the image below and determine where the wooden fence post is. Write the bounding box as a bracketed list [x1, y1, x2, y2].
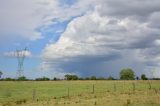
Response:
[132, 82, 135, 93]
[32, 89, 36, 101]
[92, 84, 95, 94]
[67, 88, 70, 98]
[114, 83, 116, 92]
[148, 81, 152, 90]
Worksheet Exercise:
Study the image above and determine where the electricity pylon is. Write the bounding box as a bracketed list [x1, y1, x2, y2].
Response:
[16, 47, 27, 78]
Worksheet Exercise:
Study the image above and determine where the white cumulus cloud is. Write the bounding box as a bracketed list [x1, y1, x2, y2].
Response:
[41, 0, 160, 78]
[0, 0, 92, 41]
[4, 50, 32, 57]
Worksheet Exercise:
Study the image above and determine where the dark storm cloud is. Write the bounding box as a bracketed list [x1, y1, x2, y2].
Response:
[52, 53, 121, 76]
[148, 12, 160, 28]
[98, 0, 160, 18]
[42, 0, 160, 78]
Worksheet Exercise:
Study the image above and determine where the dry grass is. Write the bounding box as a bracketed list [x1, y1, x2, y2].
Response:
[0, 80, 160, 106]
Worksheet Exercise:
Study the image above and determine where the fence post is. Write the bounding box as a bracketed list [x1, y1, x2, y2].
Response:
[114, 83, 116, 92]
[148, 81, 152, 90]
[132, 82, 135, 93]
[67, 88, 69, 98]
[32, 89, 36, 101]
[92, 84, 95, 94]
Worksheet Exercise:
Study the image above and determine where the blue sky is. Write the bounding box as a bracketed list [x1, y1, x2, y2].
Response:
[0, 0, 160, 79]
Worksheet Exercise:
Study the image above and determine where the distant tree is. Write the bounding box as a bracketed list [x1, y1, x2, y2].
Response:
[72, 75, 78, 80]
[90, 76, 96, 80]
[65, 74, 71, 80]
[35, 76, 50, 81]
[85, 77, 90, 80]
[78, 77, 84, 80]
[0, 71, 2, 79]
[53, 77, 57, 81]
[42, 77, 50, 81]
[120, 68, 135, 80]
[97, 77, 105, 80]
[141, 74, 148, 80]
[107, 76, 114, 80]
[3, 77, 16, 81]
[64, 74, 78, 80]
[65, 74, 70, 80]
[152, 78, 160, 80]
[17, 76, 28, 81]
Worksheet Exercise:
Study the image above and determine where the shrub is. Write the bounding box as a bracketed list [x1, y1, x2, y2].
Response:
[141, 74, 148, 80]
[107, 76, 114, 80]
[35, 77, 50, 81]
[90, 76, 96, 80]
[64, 74, 79, 80]
[120, 68, 135, 80]
[17, 76, 28, 81]
[97, 77, 105, 80]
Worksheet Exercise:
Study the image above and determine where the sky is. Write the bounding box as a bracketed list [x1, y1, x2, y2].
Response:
[0, 0, 160, 79]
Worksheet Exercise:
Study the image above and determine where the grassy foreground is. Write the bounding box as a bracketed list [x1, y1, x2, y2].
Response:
[0, 80, 160, 106]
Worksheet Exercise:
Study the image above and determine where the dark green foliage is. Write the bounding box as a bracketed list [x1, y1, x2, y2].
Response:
[85, 77, 90, 80]
[152, 78, 160, 80]
[0, 78, 15, 81]
[17, 76, 28, 81]
[97, 77, 105, 80]
[3, 78, 16, 81]
[64, 74, 79, 80]
[52, 77, 61, 81]
[53, 77, 57, 81]
[72, 75, 78, 80]
[120, 68, 135, 80]
[141, 74, 148, 80]
[78, 77, 84, 80]
[35, 76, 50, 81]
[90, 76, 96, 80]
[107, 76, 114, 80]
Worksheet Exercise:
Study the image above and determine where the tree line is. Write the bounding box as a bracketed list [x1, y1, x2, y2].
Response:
[0, 68, 159, 81]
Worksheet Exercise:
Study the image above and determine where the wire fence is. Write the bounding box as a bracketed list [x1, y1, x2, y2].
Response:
[0, 80, 160, 106]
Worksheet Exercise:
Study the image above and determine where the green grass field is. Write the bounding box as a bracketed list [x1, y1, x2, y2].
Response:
[0, 80, 160, 106]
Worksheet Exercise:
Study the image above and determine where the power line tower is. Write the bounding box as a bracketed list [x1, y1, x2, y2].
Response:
[16, 47, 27, 78]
